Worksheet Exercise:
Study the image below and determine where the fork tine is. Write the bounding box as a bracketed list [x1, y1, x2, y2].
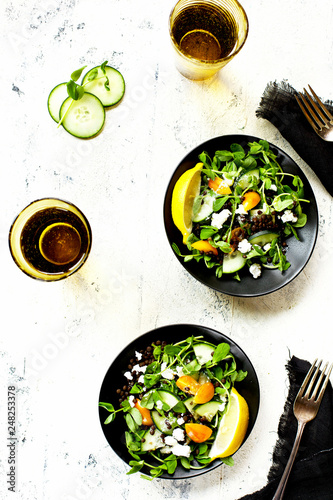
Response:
[295, 94, 322, 132]
[310, 361, 328, 400]
[304, 88, 330, 125]
[303, 359, 322, 399]
[314, 362, 333, 403]
[308, 85, 333, 122]
[297, 358, 318, 398]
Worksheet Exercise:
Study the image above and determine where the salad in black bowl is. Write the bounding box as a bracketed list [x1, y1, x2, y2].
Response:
[98, 324, 260, 480]
[164, 135, 318, 297]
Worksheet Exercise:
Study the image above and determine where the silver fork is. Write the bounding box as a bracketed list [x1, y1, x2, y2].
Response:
[272, 359, 333, 500]
[295, 85, 333, 141]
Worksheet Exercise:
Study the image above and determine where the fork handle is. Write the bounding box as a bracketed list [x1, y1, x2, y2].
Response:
[272, 421, 306, 500]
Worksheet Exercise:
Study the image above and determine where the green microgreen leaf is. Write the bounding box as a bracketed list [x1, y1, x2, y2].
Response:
[70, 65, 87, 82]
[100, 60, 110, 91]
[212, 343, 230, 364]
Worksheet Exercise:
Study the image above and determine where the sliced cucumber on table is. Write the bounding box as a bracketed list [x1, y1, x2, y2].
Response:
[47, 82, 68, 122]
[82, 65, 125, 107]
[59, 92, 105, 139]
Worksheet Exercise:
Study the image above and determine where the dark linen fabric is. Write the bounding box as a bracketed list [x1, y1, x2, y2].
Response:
[237, 356, 333, 500]
[256, 81, 333, 197]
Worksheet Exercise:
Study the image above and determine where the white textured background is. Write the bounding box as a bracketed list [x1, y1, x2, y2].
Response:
[1, 0, 333, 499]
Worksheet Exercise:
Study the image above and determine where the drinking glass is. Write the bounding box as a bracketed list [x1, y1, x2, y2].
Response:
[9, 198, 92, 281]
[169, 0, 249, 80]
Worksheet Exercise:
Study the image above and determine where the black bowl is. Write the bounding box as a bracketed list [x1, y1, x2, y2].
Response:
[98, 323, 260, 479]
[163, 134, 318, 297]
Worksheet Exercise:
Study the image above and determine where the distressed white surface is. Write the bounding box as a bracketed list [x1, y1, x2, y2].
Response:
[1, 0, 333, 499]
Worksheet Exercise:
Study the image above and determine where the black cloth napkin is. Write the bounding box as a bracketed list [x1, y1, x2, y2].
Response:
[256, 81, 333, 197]
[237, 356, 333, 500]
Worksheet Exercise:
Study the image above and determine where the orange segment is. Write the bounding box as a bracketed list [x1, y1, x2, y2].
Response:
[176, 375, 201, 395]
[135, 400, 153, 426]
[208, 176, 232, 195]
[185, 423, 213, 443]
[193, 382, 215, 404]
[191, 240, 218, 256]
[242, 191, 261, 211]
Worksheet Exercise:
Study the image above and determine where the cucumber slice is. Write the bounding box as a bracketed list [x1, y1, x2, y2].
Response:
[248, 230, 279, 246]
[158, 390, 186, 413]
[151, 411, 177, 435]
[184, 397, 199, 419]
[141, 428, 164, 452]
[222, 250, 247, 274]
[47, 82, 68, 122]
[192, 194, 215, 223]
[237, 169, 260, 190]
[82, 66, 125, 107]
[193, 401, 221, 422]
[60, 93, 105, 138]
[193, 343, 215, 365]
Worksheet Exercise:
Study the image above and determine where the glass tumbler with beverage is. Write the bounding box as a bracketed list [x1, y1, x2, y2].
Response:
[9, 198, 92, 281]
[169, 0, 249, 80]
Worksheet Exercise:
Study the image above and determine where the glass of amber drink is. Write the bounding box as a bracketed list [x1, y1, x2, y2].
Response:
[9, 198, 92, 281]
[169, 0, 249, 80]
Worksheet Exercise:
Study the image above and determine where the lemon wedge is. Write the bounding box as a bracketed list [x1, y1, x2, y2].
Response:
[209, 387, 249, 461]
[171, 162, 203, 243]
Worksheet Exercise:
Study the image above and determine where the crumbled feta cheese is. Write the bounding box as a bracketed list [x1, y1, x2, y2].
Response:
[160, 362, 175, 380]
[281, 210, 298, 223]
[177, 417, 185, 425]
[269, 184, 277, 191]
[155, 400, 163, 410]
[135, 351, 142, 361]
[124, 371, 133, 380]
[137, 375, 145, 384]
[172, 428, 185, 442]
[249, 263, 261, 279]
[160, 446, 173, 455]
[211, 209, 232, 229]
[235, 204, 248, 215]
[161, 433, 191, 457]
[164, 436, 177, 446]
[218, 402, 226, 412]
[262, 203, 269, 213]
[238, 238, 252, 254]
[176, 366, 185, 378]
[171, 443, 191, 458]
[222, 174, 234, 186]
[263, 243, 271, 252]
[132, 364, 147, 374]
[128, 395, 136, 408]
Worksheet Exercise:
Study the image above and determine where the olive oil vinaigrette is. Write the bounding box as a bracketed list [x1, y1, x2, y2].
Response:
[9, 199, 92, 281]
[172, 4, 238, 61]
[20, 208, 89, 274]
